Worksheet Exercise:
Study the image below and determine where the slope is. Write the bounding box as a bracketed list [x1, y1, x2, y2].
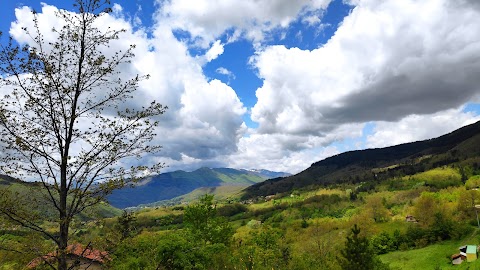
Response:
[107, 167, 290, 208]
[0, 176, 122, 221]
[243, 120, 480, 198]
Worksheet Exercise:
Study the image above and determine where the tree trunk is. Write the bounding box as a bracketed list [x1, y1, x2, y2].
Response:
[58, 220, 69, 270]
[58, 161, 69, 270]
[58, 208, 69, 270]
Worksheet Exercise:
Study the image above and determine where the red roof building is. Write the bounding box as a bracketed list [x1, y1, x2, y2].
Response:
[27, 243, 110, 269]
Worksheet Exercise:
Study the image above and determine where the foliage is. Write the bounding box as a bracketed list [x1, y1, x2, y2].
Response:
[371, 232, 395, 255]
[457, 189, 480, 221]
[234, 225, 291, 270]
[115, 210, 137, 240]
[0, 231, 53, 269]
[112, 231, 233, 270]
[416, 168, 462, 189]
[413, 192, 442, 227]
[183, 194, 234, 245]
[0, 0, 165, 269]
[365, 196, 390, 223]
[465, 175, 480, 189]
[216, 202, 248, 217]
[111, 195, 236, 269]
[339, 224, 389, 270]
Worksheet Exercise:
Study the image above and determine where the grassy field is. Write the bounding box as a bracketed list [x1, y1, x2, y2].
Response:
[380, 229, 480, 270]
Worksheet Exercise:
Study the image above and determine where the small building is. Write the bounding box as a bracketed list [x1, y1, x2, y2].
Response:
[466, 245, 477, 262]
[405, 215, 417, 223]
[455, 245, 478, 264]
[27, 243, 109, 269]
[265, 195, 276, 201]
[452, 253, 465, 265]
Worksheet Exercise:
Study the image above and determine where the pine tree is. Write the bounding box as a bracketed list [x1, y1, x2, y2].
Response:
[339, 224, 389, 270]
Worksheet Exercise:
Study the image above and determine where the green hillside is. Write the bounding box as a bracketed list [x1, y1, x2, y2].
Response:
[244, 120, 480, 198]
[86, 165, 480, 269]
[3, 122, 480, 269]
[0, 177, 122, 222]
[136, 185, 247, 208]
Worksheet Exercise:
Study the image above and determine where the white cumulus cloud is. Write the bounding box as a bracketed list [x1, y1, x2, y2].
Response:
[248, 0, 480, 162]
[6, 4, 247, 172]
[157, 0, 332, 46]
[204, 40, 224, 62]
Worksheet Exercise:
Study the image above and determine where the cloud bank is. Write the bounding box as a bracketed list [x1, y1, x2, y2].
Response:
[4, 0, 480, 174]
[244, 0, 480, 171]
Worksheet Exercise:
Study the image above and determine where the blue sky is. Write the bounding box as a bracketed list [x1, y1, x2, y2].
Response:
[1, 0, 480, 173]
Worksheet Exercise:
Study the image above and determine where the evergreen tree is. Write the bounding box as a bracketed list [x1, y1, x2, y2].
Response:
[339, 224, 389, 270]
[116, 210, 137, 241]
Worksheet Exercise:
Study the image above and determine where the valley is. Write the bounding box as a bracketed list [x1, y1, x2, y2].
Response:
[2, 121, 480, 269]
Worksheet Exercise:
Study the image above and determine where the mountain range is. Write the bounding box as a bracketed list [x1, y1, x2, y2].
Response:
[107, 167, 290, 208]
[3, 121, 480, 210]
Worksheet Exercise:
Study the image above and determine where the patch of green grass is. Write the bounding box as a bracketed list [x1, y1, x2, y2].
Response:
[0, 262, 18, 270]
[213, 171, 265, 185]
[409, 167, 462, 189]
[180, 186, 247, 202]
[380, 231, 480, 270]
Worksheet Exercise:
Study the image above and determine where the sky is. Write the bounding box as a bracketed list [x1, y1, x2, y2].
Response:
[1, 0, 480, 174]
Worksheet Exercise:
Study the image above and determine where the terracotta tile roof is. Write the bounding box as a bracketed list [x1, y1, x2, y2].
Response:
[66, 243, 109, 263]
[26, 243, 110, 269]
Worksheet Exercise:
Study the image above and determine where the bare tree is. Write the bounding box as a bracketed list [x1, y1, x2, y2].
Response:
[0, 0, 166, 269]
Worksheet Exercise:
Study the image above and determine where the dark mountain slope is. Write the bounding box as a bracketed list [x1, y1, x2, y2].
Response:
[0, 174, 26, 185]
[243, 121, 480, 198]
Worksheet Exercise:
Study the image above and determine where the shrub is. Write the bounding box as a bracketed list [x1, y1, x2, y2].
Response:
[217, 203, 248, 217]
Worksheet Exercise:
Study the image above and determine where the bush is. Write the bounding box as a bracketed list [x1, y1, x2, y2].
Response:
[418, 168, 462, 189]
[217, 203, 248, 217]
[111, 231, 233, 269]
[371, 232, 393, 255]
[466, 175, 480, 189]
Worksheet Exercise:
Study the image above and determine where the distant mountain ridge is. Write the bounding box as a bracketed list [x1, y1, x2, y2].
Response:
[107, 167, 290, 208]
[243, 120, 480, 198]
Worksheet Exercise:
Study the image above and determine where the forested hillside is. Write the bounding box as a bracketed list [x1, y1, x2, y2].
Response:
[244, 120, 480, 198]
[3, 122, 480, 269]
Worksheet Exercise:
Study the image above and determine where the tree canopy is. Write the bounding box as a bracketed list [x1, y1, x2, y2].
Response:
[0, 0, 165, 269]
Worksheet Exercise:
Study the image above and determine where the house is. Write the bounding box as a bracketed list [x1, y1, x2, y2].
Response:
[265, 195, 276, 201]
[453, 245, 478, 264]
[451, 253, 466, 265]
[466, 245, 477, 262]
[405, 215, 418, 223]
[27, 243, 110, 270]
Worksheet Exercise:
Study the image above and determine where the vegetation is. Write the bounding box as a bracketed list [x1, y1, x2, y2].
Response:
[2, 162, 480, 269]
[244, 121, 480, 198]
[339, 224, 389, 270]
[0, 0, 479, 267]
[0, 120, 480, 270]
[102, 164, 480, 269]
